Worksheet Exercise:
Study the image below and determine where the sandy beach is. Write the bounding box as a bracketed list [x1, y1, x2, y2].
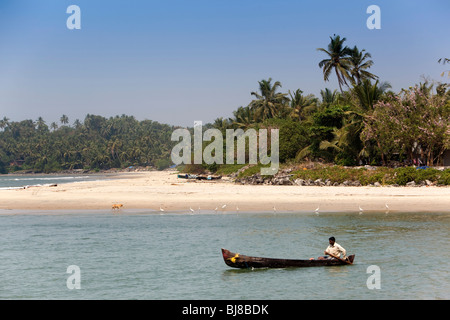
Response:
[1, 170, 449, 213]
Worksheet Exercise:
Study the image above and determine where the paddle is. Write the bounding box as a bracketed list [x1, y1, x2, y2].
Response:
[325, 251, 353, 265]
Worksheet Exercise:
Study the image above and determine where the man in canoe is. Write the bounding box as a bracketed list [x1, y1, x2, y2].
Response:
[318, 237, 347, 260]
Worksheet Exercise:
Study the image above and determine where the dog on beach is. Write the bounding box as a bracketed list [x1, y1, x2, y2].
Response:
[111, 204, 123, 210]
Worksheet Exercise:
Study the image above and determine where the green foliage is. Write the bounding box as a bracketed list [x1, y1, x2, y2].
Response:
[0, 160, 7, 174]
[393, 167, 417, 185]
[237, 164, 274, 178]
[414, 168, 440, 183]
[0, 114, 175, 173]
[291, 166, 449, 186]
[438, 169, 450, 185]
[1, 43, 449, 176]
[215, 164, 248, 176]
[156, 158, 172, 171]
[264, 118, 309, 162]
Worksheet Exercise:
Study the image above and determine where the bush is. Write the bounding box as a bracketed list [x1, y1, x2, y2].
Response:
[156, 158, 172, 171]
[438, 169, 450, 185]
[415, 168, 440, 183]
[394, 167, 417, 185]
[215, 164, 247, 176]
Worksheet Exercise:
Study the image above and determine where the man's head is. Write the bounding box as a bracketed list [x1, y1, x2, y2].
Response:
[329, 237, 335, 245]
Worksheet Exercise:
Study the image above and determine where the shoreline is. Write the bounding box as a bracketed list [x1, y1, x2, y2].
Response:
[1, 170, 449, 213]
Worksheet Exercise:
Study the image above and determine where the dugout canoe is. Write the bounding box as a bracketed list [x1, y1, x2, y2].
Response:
[221, 248, 355, 269]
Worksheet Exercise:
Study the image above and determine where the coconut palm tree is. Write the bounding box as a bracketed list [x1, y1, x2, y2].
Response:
[73, 119, 82, 130]
[351, 79, 391, 112]
[249, 78, 289, 121]
[232, 106, 256, 129]
[212, 117, 230, 133]
[438, 58, 449, 78]
[36, 117, 48, 133]
[348, 46, 378, 85]
[50, 122, 58, 131]
[288, 89, 318, 122]
[0, 117, 10, 130]
[319, 126, 349, 153]
[60, 114, 69, 126]
[320, 88, 340, 107]
[317, 35, 352, 93]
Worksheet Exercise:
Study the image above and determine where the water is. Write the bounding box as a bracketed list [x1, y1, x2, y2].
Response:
[0, 210, 448, 300]
[0, 174, 113, 190]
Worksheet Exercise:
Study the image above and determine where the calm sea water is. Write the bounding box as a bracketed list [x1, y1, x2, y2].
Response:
[0, 210, 448, 300]
[0, 174, 112, 190]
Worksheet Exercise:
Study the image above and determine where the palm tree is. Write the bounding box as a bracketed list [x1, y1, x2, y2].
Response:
[60, 115, 69, 126]
[212, 117, 230, 132]
[36, 117, 48, 133]
[73, 119, 82, 130]
[319, 126, 350, 153]
[320, 88, 340, 107]
[438, 58, 449, 78]
[348, 46, 378, 85]
[317, 35, 352, 93]
[50, 122, 58, 131]
[232, 106, 256, 129]
[351, 79, 391, 111]
[288, 89, 318, 122]
[0, 117, 9, 130]
[249, 78, 289, 121]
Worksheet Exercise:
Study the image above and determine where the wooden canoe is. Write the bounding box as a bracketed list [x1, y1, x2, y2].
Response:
[221, 248, 355, 269]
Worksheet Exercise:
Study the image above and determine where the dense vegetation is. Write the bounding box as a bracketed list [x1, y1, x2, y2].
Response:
[1, 35, 449, 175]
[210, 36, 449, 169]
[0, 114, 175, 173]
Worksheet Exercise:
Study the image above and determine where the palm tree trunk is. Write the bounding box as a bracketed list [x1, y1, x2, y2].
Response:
[336, 69, 344, 93]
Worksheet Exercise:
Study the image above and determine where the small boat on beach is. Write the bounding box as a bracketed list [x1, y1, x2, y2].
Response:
[221, 248, 355, 269]
[177, 174, 222, 180]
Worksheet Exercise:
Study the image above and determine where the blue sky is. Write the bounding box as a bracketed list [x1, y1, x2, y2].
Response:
[0, 0, 449, 127]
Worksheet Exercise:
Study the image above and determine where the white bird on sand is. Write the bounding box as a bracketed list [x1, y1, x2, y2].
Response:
[273, 205, 277, 213]
[221, 204, 227, 210]
[359, 205, 364, 214]
[236, 206, 239, 213]
[214, 206, 218, 213]
[189, 207, 195, 214]
[159, 205, 165, 212]
[315, 205, 320, 214]
[385, 203, 389, 210]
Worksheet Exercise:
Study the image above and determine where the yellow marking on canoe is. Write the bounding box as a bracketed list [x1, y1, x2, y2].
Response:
[228, 253, 239, 263]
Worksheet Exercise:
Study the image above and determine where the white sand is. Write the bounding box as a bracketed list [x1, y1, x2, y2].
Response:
[1, 170, 449, 213]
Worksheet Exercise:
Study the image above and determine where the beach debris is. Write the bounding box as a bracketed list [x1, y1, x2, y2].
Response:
[112, 204, 123, 210]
